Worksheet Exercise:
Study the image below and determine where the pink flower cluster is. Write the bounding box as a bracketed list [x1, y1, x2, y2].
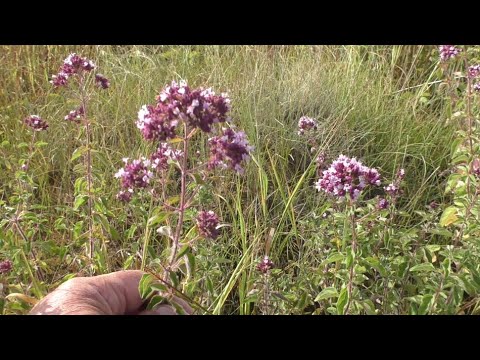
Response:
[136, 104, 178, 141]
[64, 106, 84, 123]
[207, 127, 253, 174]
[150, 143, 183, 172]
[118, 81, 252, 201]
[115, 145, 182, 201]
[377, 197, 389, 210]
[439, 45, 462, 61]
[384, 168, 405, 198]
[95, 74, 110, 89]
[315, 155, 381, 201]
[196, 210, 220, 239]
[298, 116, 318, 135]
[136, 80, 232, 142]
[257, 255, 274, 274]
[116, 189, 134, 202]
[24, 115, 48, 131]
[468, 65, 480, 78]
[115, 158, 154, 191]
[51, 53, 96, 87]
[0, 259, 12, 274]
[473, 158, 480, 177]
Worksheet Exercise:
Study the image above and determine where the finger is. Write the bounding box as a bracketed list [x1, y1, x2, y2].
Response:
[138, 305, 177, 315]
[170, 295, 193, 315]
[89, 270, 146, 314]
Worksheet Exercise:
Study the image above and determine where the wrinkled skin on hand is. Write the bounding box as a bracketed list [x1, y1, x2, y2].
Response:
[30, 270, 192, 315]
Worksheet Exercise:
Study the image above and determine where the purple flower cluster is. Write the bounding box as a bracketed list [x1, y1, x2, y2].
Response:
[116, 189, 133, 202]
[95, 74, 110, 89]
[473, 158, 480, 177]
[257, 256, 274, 274]
[24, 115, 48, 131]
[439, 45, 462, 61]
[196, 210, 220, 239]
[207, 128, 253, 174]
[377, 197, 389, 210]
[315, 155, 381, 201]
[136, 104, 179, 142]
[157, 81, 231, 133]
[298, 116, 318, 135]
[0, 259, 12, 274]
[115, 157, 154, 191]
[64, 106, 84, 123]
[51, 53, 96, 87]
[136, 80, 232, 142]
[474, 82, 480, 93]
[150, 143, 183, 172]
[316, 152, 326, 168]
[468, 65, 480, 78]
[384, 168, 405, 198]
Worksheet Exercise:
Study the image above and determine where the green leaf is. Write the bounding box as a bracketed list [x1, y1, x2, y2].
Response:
[147, 210, 171, 228]
[74, 177, 86, 194]
[138, 274, 155, 299]
[123, 255, 134, 270]
[127, 225, 138, 239]
[166, 196, 180, 206]
[71, 146, 87, 162]
[171, 299, 187, 315]
[243, 289, 259, 303]
[150, 283, 167, 292]
[35, 141, 48, 147]
[418, 294, 433, 315]
[109, 225, 120, 241]
[336, 287, 349, 315]
[426, 245, 442, 252]
[346, 248, 355, 268]
[73, 195, 88, 210]
[442, 258, 451, 277]
[439, 206, 458, 227]
[146, 295, 166, 310]
[322, 252, 344, 266]
[364, 257, 387, 277]
[409, 263, 435, 273]
[191, 172, 205, 185]
[361, 299, 377, 315]
[168, 137, 184, 144]
[315, 287, 339, 302]
[428, 228, 453, 237]
[169, 272, 179, 288]
[296, 292, 308, 310]
[176, 245, 190, 260]
[186, 253, 196, 277]
[73, 221, 84, 240]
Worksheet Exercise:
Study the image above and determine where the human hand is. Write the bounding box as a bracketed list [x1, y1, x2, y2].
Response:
[29, 270, 192, 315]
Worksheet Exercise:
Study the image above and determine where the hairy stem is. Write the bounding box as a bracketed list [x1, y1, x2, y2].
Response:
[168, 123, 189, 272]
[80, 74, 95, 264]
[344, 203, 357, 315]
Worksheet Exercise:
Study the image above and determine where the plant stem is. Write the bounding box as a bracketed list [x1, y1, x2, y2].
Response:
[344, 202, 357, 315]
[13, 222, 43, 298]
[80, 74, 95, 264]
[464, 58, 474, 206]
[141, 195, 155, 271]
[13, 219, 44, 282]
[168, 123, 189, 271]
[262, 273, 271, 315]
[12, 131, 45, 283]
